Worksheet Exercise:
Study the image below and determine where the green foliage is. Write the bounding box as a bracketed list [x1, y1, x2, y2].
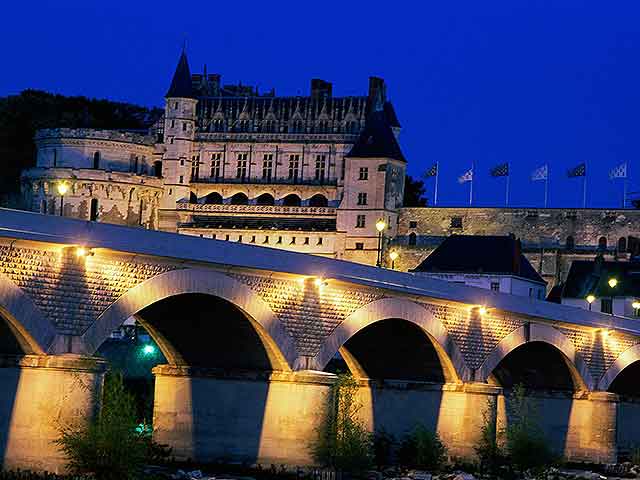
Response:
[403, 175, 428, 207]
[55, 371, 166, 480]
[504, 384, 554, 472]
[474, 398, 505, 474]
[397, 424, 447, 471]
[631, 446, 640, 465]
[311, 373, 374, 473]
[373, 429, 397, 469]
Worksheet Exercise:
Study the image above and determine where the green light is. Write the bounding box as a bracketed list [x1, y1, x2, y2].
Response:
[142, 344, 156, 356]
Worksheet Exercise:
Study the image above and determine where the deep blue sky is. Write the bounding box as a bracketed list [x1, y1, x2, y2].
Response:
[4, 1, 640, 208]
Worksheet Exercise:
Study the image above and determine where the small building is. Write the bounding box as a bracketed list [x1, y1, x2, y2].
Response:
[409, 235, 547, 299]
[561, 257, 640, 317]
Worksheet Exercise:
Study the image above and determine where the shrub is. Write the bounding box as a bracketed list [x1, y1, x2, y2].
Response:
[398, 424, 447, 471]
[55, 371, 154, 479]
[311, 373, 373, 473]
[474, 397, 505, 474]
[373, 429, 397, 469]
[504, 384, 554, 472]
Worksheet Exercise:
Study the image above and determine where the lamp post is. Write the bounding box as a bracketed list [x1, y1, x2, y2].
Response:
[57, 182, 69, 216]
[586, 294, 595, 311]
[375, 219, 387, 267]
[632, 300, 640, 317]
[389, 250, 399, 270]
[607, 277, 618, 315]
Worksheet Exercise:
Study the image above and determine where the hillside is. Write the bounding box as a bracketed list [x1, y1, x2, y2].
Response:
[0, 90, 162, 206]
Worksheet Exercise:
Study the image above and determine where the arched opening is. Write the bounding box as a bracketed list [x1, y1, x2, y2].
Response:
[204, 192, 223, 204]
[93, 151, 101, 169]
[230, 192, 249, 205]
[189, 192, 198, 204]
[566, 236, 575, 250]
[607, 360, 640, 452]
[90, 198, 99, 221]
[282, 194, 301, 207]
[598, 236, 607, 250]
[308, 194, 328, 207]
[329, 319, 449, 383]
[408, 232, 417, 246]
[618, 237, 627, 253]
[0, 312, 28, 356]
[256, 193, 275, 206]
[153, 160, 163, 178]
[608, 361, 640, 397]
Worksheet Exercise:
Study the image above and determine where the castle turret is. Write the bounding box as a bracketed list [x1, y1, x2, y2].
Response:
[159, 50, 199, 230]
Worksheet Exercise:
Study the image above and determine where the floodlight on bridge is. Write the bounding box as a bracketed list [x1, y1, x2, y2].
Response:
[75, 247, 94, 258]
[314, 277, 328, 288]
[608, 278, 618, 288]
[632, 300, 640, 310]
[478, 306, 488, 316]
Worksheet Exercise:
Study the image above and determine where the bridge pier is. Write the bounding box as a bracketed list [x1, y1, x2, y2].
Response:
[0, 354, 107, 473]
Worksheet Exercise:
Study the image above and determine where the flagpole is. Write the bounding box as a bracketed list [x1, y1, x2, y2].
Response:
[434, 161, 439, 206]
[469, 161, 474, 206]
[544, 168, 549, 208]
[583, 174, 587, 208]
[506, 162, 510, 206]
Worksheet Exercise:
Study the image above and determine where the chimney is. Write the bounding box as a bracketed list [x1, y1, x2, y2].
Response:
[311, 79, 332, 100]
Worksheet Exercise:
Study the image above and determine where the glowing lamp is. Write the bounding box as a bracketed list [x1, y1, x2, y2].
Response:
[478, 306, 487, 316]
[314, 278, 327, 288]
[142, 344, 156, 356]
[389, 251, 399, 262]
[375, 219, 387, 233]
[75, 247, 93, 258]
[608, 278, 618, 288]
[57, 182, 69, 196]
[632, 301, 640, 310]
[586, 294, 596, 304]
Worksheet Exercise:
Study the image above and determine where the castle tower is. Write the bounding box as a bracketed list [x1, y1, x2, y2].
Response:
[336, 84, 406, 265]
[158, 50, 198, 231]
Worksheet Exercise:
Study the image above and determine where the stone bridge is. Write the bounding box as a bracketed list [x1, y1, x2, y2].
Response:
[1, 208, 640, 471]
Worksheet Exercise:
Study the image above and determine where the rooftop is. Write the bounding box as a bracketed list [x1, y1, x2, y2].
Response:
[563, 259, 640, 299]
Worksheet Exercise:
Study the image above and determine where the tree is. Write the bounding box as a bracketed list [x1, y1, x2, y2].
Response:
[403, 175, 428, 207]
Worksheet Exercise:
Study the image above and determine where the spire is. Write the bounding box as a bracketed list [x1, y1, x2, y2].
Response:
[166, 50, 194, 98]
[346, 109, 406, 162]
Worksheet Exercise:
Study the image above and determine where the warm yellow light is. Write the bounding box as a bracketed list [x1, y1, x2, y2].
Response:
[632, 301, 640, 310]
[76, 247, 87, 258]
[586, 294, 596, 304]
[478, 306, 487, 316]
[57, 182, 69, 196]
[601, 329, 611, 339]
[314, 278, 327, 288]
[375, 219, 387, 232]
[608, 278, 618, 288]
[389, 251, 399, 261]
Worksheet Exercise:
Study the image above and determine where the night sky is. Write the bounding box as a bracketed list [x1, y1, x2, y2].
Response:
[3, 1, 640, 209]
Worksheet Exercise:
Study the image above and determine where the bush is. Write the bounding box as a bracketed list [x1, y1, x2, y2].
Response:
[504, 384, 554, 472]
[474, 398, 505, 474]
[55, 371, 162, 480]
[373, 429, 397, 469]
[311, 373, 373, 473]
[398, 424, 447, 471]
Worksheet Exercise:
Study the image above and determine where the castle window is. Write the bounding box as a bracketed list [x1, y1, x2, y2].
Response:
[250, 235, 256, 243]
[170, 137, 174, 144]
[566, 236, 575, 250]
[304, 237, 310, 245]
[450, 216, 463, 229]
[315, 155, 326, 182]
[138, 199, 144, 225]
[179, 176, 184, 183]
[262, 154, 273, 181]
[213, 119, 224, 132]
[277, 236, 283, 244]
[408, 232, 417, 246]
[308, 194, 328, 207]
[238, 235, 243, 242]
[290, 237, 296, 245]
[409, 221, 418, 228]
[357, 192, 368, 206]
[288, 154, 300, 182]
[618, 237, 627, 253]
[183, 122, 188, 132]
[598, 236, 607, 250]
[180, 159, 185, 166]
[171, 119, 175, 128]
[283, 194, 302, 207]
[236, 153, 248, 180]
[189, 192, 198, 204]
[90, 199, 99, 222]
[212, 234, 216, 240]
[230, 192, 249, 205]
[355, 242, 364, 250]
[225, 234, 230, 241]
[263, 236, 270, 244]
[210, 153, 222, 179]
[191, 155, 200, 181]
[341, 157, 346, 180]
[174, 102, 178, 109]
[491, 282, 499, 292]
[93, 151, 101, 169]
[256, 193, 275, 206]
[52, 149, 57, 167]
[356, 214, 366, 228]
[205, 192, 223, 204]
[359, 167, 368, 180]
[130, 155, 138, 173]
[153, 160, 163, 178]
[317, 237, 323, 246]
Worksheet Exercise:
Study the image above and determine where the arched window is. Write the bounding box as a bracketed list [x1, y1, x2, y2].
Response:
[90, 198, 99, 221]
[153, 161, 163, 178]
[282, 194, 302, 207]
[598, 236, 607, 250]
[93, 151, 101, 169]
[230, 192, 249, 205]
[204, 192, 223, 205]
[189, 192, 198, 204]
[256, 193, 275, 206]
[618, 237, 627, 253]
[566, 236, 575, 250]
[308, 194, 328, 207]
[408, 232, 417, 246]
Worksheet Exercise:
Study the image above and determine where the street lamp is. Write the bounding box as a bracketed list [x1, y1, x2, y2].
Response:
[632, 300, 640, 317]
[57, 182, 69, 216]
[608, 278, 618, 288]
[586, 294, 596, 311]
[375, 219, 387, 267]
[389, 250, 399, 270]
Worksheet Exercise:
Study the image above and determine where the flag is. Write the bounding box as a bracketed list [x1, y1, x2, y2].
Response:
[490, 163, 509, 177]
[458, 168, 473, 184]
[567, 163, 586, 178]
[609, 162, 627, 179]
[531, 164, 548, 181]
[423, 163, 438, 178]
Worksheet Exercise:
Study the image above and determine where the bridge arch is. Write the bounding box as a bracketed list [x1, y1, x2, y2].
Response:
[81, 268, 297, 371]
[0, 272, 57, 354]
[313, 297, 470, 382]
[598, 343, 640, 392]
[477, 322, 594, 391]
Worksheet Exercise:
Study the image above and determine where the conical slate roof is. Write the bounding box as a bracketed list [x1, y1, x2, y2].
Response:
[346, 108, 406, 162]
[166, 51, 194, 98]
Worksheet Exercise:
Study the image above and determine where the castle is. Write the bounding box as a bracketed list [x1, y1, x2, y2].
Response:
[20, 51, 640, 290]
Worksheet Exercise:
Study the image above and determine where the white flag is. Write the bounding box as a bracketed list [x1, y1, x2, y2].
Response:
[531, 164, 548, 181]
[609, 162, 627, 179]
[458, 168, 473, 184]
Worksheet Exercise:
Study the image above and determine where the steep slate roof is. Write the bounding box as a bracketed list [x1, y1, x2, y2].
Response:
[410, 235, 546, 284]
[166, 51, 194, 98]
[562, 259, 640, 298]
[346, 109, 406, 162]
